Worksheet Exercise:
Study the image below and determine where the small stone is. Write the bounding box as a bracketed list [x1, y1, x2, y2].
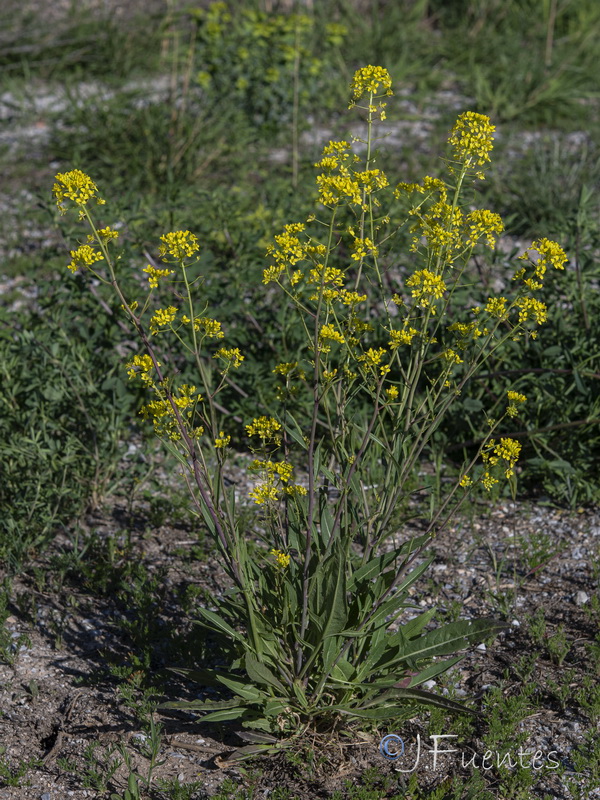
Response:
[476, 643, 486, 652]
[511, 619, 520, 627]
[422, 680, 436, 690]
[575, 591, 589, 606]
[41, 794, 51, 800]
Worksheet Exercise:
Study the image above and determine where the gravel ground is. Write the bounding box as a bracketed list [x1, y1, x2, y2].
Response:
[1, 496, 599, 798]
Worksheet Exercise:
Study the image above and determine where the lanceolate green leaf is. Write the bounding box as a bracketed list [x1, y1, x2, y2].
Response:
[400, 618, 508, 662]
[245, 652, 286, 693]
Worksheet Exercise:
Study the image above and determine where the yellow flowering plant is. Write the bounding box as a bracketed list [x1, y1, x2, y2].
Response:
[53, 66, 567, 757]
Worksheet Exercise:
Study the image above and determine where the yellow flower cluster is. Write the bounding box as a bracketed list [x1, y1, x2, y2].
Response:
[339, 290, 367, 306]
[181, 316, 224, 338]
[355, 169, 389, 194]
[506, 391, 527, 418]
[448, 111, 495, 170]
[150, 306, 178, 335]
[67, 244, 103, 274]
[359, 347, 386, 367]
[88, 226, 119, 245]
[264, 223, 307, 283]
[315, 140, 382, 208]
[482, 437, 522, 480]
[442, 348, 463, 365]
[248, 458, 306, 505]
[140, 384, 203, 441]
[515, 296, 547, 326]
[307, 265, 345, 287]
[214, 431, 231, 448]
[271, 549, 291, 568]
[319, 323, 346, 352]
[143, 265, 174, 288]
[250, 459, 293, 483]
[406, 269, 447, 313]
[246, 416, 282, 443]
[349, 65, 393, 100]
[273, 361, 305, 380]
[213, 347, 244, 370]
[159, 230, 199, 260]
[465, 209, 504, 248]
[515, 238, 568, 290]
[413, 201, 463, 255]
[350, 236, 378, 261]
[316, 171, 362, 207]
[485, 297, 508, 319]
[53, 170, 105, 212]
[126, 354, 156, 384]
[447, 321, 484, 343]
[389, 326, 418, 348]
[249, 484, 279, 505]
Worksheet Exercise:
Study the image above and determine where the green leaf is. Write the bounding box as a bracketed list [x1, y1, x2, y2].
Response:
[236, 731, 279, 744]
[159, 698, 242, 712]
[219, 743, 284, 763]
[363, 686, 479, 716]
[282, 417, 308, 450]
[196, 607, 245, 642]
[167, 667, 239, 687]
[408, 655, 463, 687]
[347, 550, 400, 591]
[401, 618, 508, 662]
[245, 652, 286, 693]
[200, 707, 250, 723]
[217, 675, 269, 701]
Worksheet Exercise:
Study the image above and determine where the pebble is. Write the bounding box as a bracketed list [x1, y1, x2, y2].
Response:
[41, 794, 51, 800]
[511, 619, 520, 627]
[422, 680, 436, 690]
[476, 643, 486, 652]
[575, 590, 589, 606]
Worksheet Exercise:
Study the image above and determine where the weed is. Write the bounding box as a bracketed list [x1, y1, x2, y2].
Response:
[0, 747, 40, 788]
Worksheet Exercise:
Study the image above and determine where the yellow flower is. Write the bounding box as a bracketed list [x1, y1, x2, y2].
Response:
[159, 230, 199, 260]
[350, 65, 393, 100]
[249, 484, 279, 505]
[448, 111, 495, 169]
[53, 170, 104, 211]
[284, 484, 308, 498]
[246, 416, 282, 443]
[213, 347, 244, 369]
[193, 317, 224, 338]
[406, 269, 446, 313]
[126, 354, 156, 383]
[442, 349, 463, 365]
[66, 244, 103, 274]
[214, 431, 231, 448]
[389, 326, 418, 348]
[143, 265, 174, 288]
[149, 306, 178, 335]
[385, 386, 399, 401]
[319, 323, 346, 345]
[465, 209, 504, 247]
[485, 297, 508, 319]
[359, 347, 386, 367]
[459, 475, 472, 488]
[271, 548, 291, 568]
[308, 265, 345, 287]
[515, 297, 547, 326]
[481, 472, 498, 491]
[506, 390, 527, 417]
[89, 226, 119, 245]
